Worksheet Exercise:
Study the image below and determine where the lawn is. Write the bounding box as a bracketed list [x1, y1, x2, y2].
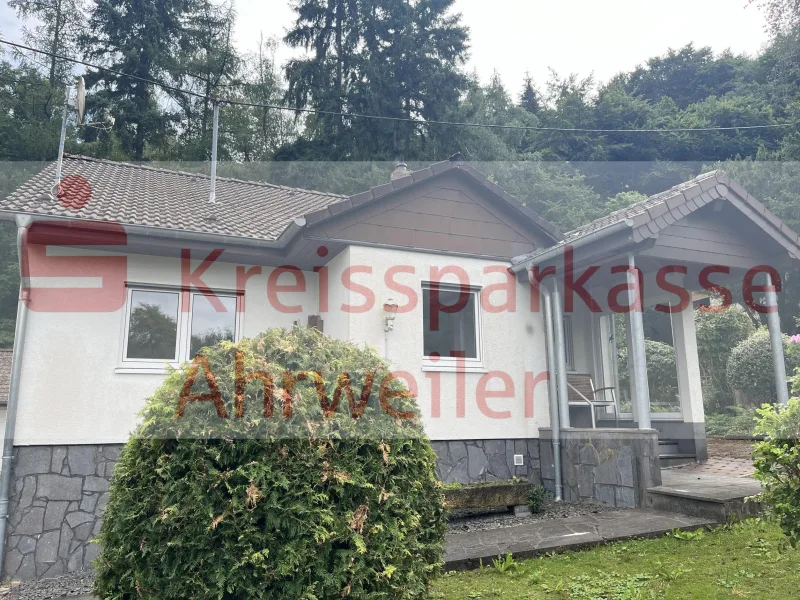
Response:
[431, 519, 798, 599]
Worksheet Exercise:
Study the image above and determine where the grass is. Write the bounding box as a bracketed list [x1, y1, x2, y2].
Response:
[431, 519, 799, 599]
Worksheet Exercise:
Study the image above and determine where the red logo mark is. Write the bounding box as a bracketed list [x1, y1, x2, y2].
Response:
[56, 175, 92, 211]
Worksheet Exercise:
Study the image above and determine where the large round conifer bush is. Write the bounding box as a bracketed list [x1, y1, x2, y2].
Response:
[94, 326, 446, 599]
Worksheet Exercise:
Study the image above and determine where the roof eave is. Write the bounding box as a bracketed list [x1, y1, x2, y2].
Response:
[0, 209, 306, 250]
[510, 218, 634, 273]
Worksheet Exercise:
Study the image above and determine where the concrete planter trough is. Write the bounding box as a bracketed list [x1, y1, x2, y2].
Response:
[444, 482, 533, 510]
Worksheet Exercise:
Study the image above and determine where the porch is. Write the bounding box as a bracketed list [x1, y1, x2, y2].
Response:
[511, 171, 800, 505]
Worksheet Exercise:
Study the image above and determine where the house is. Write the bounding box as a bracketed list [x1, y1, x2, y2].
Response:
[0, 154, 797, 580]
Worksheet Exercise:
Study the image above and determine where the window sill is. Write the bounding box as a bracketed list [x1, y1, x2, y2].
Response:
[114, 365, 176, 375]
[421, 362, 486, 374]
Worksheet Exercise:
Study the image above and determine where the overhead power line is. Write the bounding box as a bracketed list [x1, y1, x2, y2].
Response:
[2, 37, 799, 135]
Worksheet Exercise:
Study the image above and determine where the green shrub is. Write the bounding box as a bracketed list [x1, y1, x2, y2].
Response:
[94, 326, 446, 600]
[618, 339, 680, 412]
[695, 306, 755, 411]
[704, 407, 758, 437]
[726, 329, 800, 405]
[753, 393, 800, 546]
[527, 485, 548, 514]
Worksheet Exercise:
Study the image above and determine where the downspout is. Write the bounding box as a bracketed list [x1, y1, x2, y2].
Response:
[541, 286, 563, 501]
[0, 216, 32, 574]
[550, 281, 571, 428]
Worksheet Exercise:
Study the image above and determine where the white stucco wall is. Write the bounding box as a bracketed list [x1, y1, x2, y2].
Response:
[329, 246, 551, 441]
[15, 249, 319, 446]
[15, 244, 551, 445]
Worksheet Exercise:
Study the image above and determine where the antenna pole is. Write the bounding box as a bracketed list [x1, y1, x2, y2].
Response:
[54, 84, 71, 192]
[209, 100, 220, 204]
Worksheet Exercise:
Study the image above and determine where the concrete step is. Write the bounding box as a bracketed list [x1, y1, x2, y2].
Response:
[659, 454, 697, 468]
[646, 471, 763, 522]
[658, 440, 681, 456]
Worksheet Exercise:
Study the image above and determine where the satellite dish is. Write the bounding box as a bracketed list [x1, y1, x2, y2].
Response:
[75, 76, 86, 125]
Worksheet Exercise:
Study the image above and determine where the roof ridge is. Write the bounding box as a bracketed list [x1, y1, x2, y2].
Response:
[61, 154, 347, 198]
[563, 170, 721, 237]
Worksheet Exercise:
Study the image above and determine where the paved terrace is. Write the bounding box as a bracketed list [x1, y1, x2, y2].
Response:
[444, 508, 715, 570]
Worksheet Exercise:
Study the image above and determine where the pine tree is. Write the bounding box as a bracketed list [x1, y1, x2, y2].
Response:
[8, 0, 86, 87]
[282, 0, 468, 160]
[173, 0, 241, 160]
[284, 0, 362, 156]
[519, 72, 541, 114]
[80, 0, 193, 160]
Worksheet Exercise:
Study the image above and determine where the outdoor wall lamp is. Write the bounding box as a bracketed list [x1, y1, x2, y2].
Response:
[383, 298, 399, 332]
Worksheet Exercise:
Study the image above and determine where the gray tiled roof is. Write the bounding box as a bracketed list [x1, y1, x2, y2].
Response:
[513, 171, 724, 265]
[512, 169, 800, 266]
[562, 171, 720, 243]
[0, 349, 12, 405]
[0, 155, 346, 241]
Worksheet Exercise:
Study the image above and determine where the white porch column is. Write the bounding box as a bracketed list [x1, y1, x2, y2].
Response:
[627, 254, 651, 429]
[551, 281, 571, 428]
[765, 271, 790, 405]
[671, 300, 708, 460]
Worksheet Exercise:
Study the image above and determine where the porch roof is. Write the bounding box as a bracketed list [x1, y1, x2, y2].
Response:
[511, 170, 800, 273]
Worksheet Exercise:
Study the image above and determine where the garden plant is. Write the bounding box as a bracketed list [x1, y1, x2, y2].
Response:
[94, 326, 446, 599]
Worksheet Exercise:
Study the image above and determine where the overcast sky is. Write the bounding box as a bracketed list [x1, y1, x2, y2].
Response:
[1, 0, 770, 91]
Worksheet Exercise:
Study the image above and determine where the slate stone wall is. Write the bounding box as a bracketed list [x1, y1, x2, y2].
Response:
[3, 445, 122, 580]
[539, 428, 661, 508]
[430, 439, 541, 485]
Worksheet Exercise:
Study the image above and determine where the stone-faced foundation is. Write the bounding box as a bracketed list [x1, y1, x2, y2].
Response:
[539, 428, 661, 508]
[3, 433, 658, 580]
[3, 445, 122, 580]
[430, 439, 542, 485]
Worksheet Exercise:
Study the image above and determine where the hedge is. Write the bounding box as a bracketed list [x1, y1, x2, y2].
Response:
[94, 326, 446, 599]
[695, 306, 755, 411]
[726, 329, 800, 405]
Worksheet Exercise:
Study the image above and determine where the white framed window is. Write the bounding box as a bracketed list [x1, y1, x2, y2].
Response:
[421, 281, 483, 372]
[118, 286, 241, 373]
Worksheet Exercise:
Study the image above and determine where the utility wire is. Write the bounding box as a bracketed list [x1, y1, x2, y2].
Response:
[2, 37, 799, 135]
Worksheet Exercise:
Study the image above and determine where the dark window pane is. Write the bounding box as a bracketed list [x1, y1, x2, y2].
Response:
[190, 294, 237, 357]
[126, 291, 179, 360]
[422, 288, 477, 358]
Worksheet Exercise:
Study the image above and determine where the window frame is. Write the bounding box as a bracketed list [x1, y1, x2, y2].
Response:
[117, 284, 242, 373]
[420, 281, 484, 373]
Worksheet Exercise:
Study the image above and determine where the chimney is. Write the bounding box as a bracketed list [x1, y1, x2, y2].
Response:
[390, 161, 410, 182]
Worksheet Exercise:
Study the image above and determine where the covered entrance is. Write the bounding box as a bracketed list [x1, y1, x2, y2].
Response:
[511, 170, 800, 505]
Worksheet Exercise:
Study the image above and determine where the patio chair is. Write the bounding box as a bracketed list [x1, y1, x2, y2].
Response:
[567, 373, 619, 428]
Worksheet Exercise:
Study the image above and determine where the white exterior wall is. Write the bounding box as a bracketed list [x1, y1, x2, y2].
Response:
[321, 247, 352, 341]
[331, 246, 551, 441]
[15, 244, 551, 446]
[15, 250, 319, 446]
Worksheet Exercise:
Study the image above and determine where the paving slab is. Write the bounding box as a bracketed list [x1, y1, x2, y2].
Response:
[666, 456, 755, 478]
[444, 508, 715, 570]
[656, 470, 762, 502]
